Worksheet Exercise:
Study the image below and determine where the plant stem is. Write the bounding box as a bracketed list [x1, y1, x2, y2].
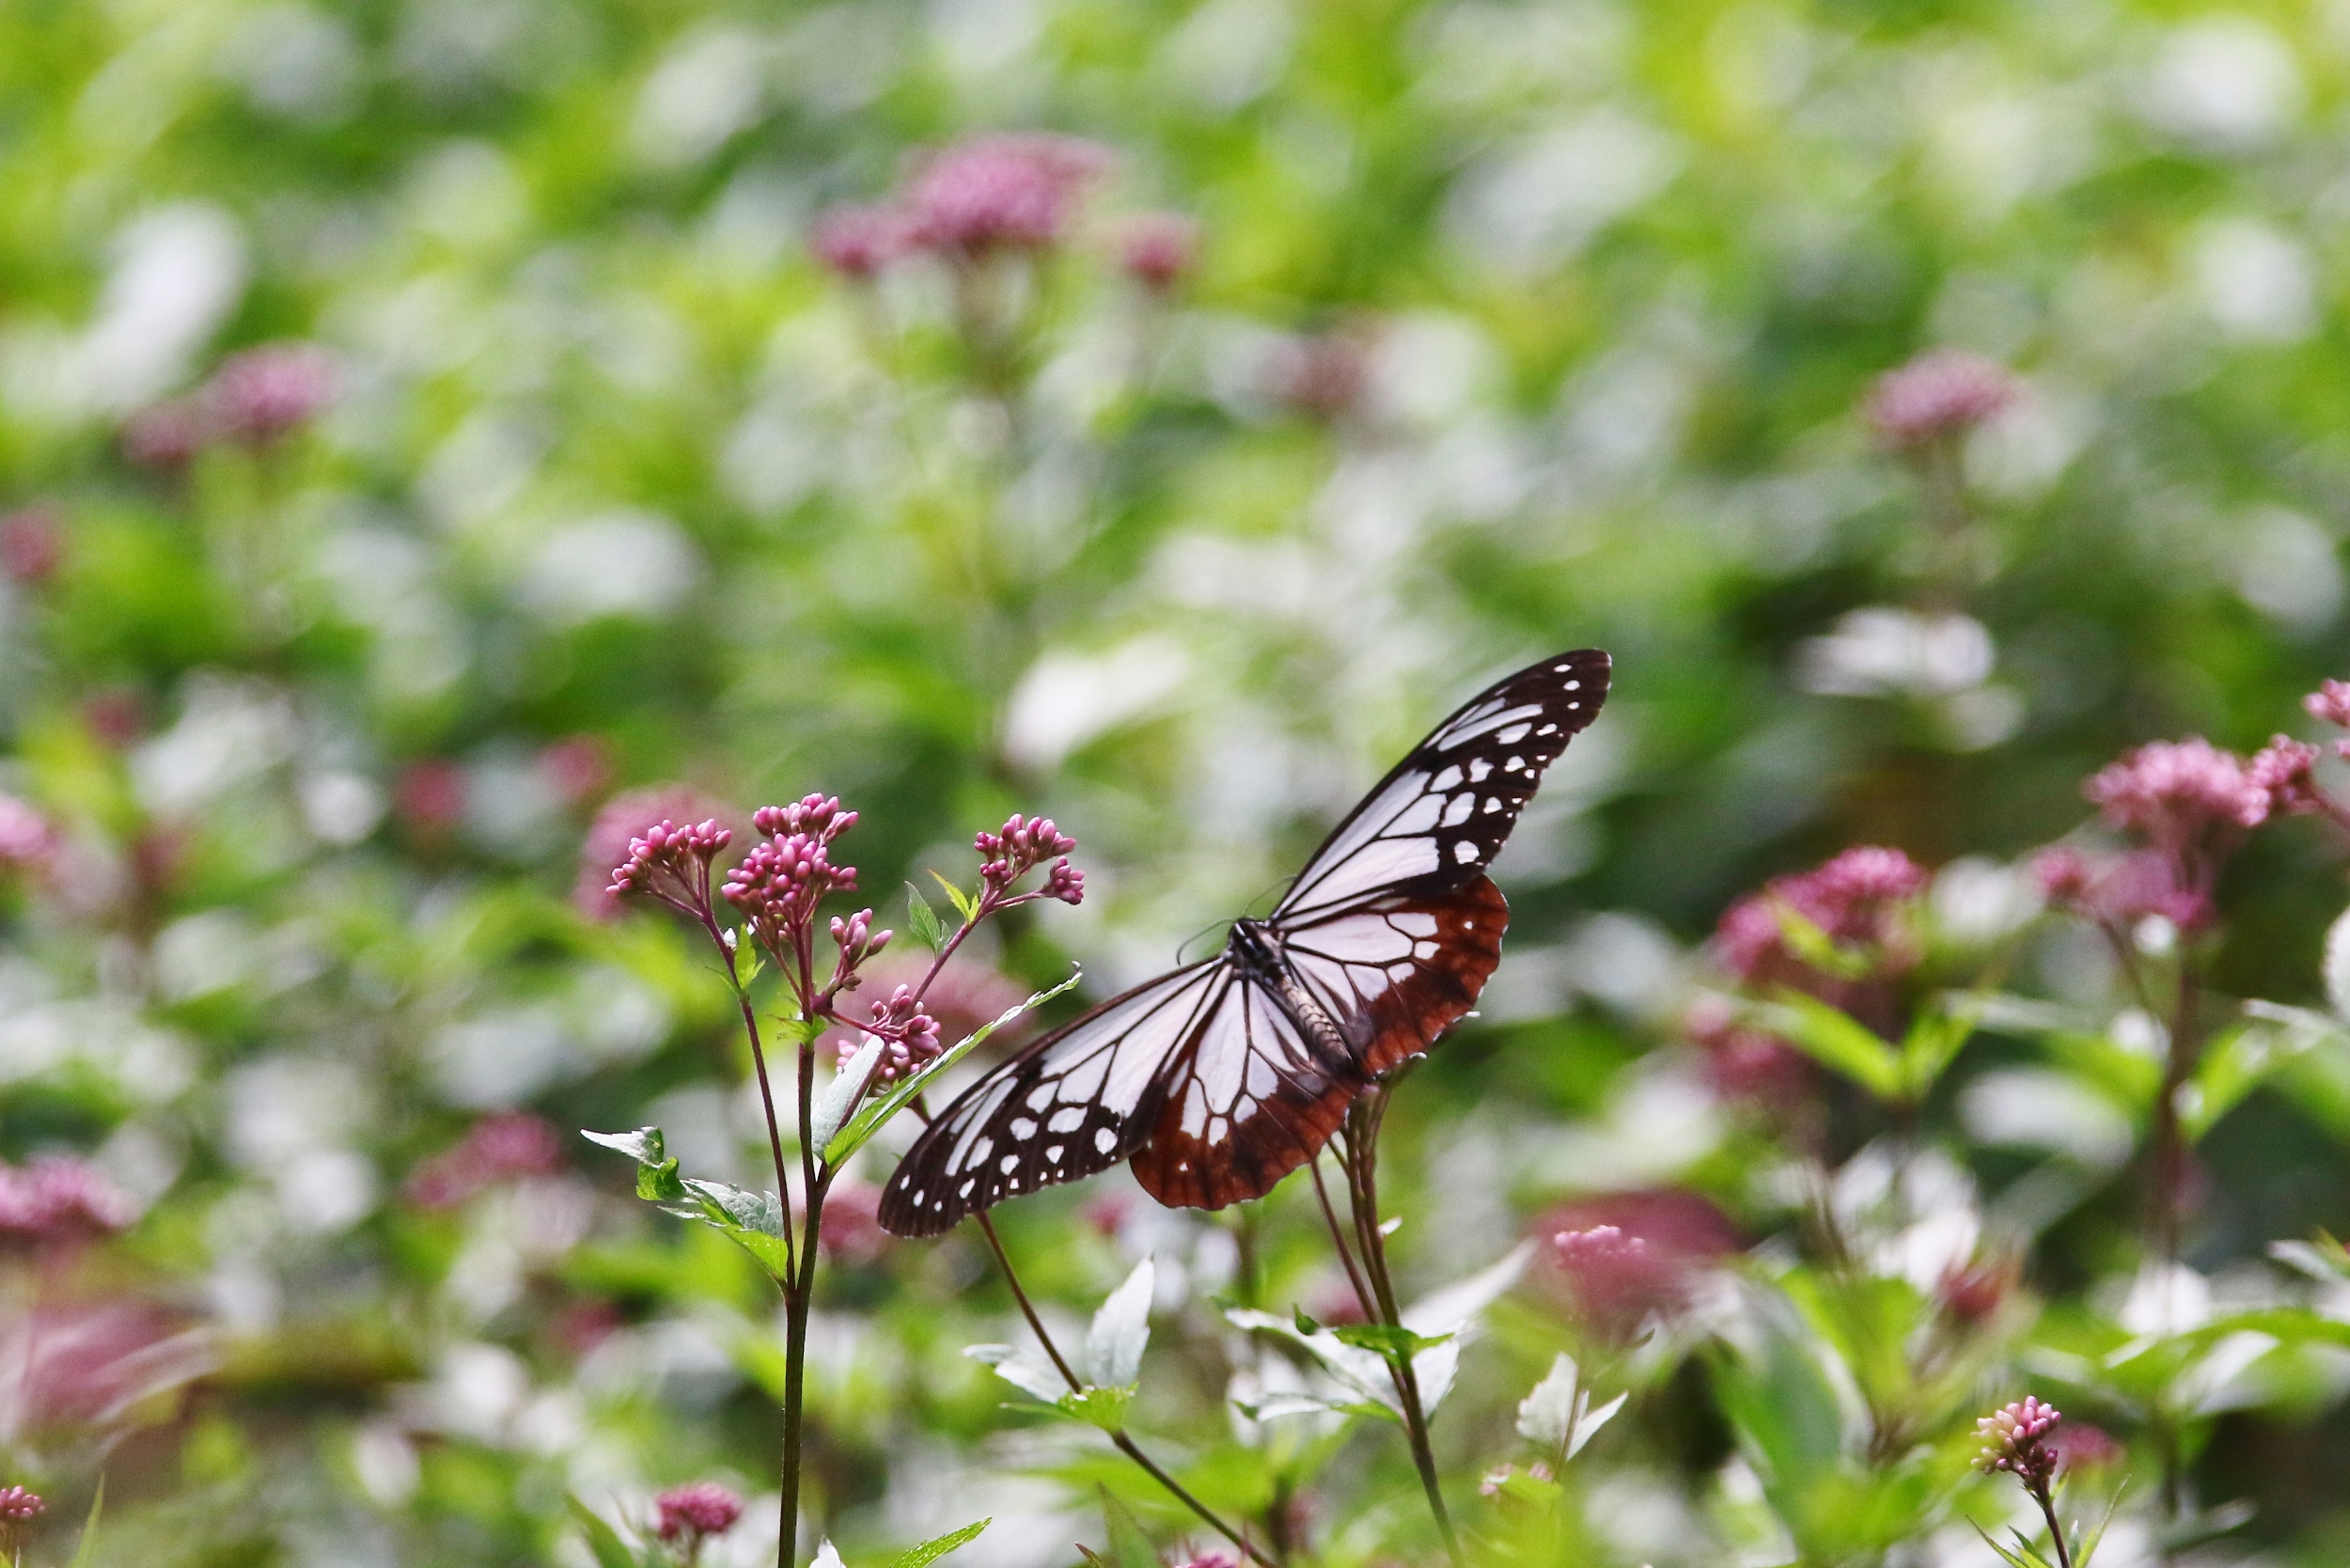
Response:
[972, 1214, 1277, 1568]
[778, 1167, 828, 1568]
[2034, 1484, 2074, 1568]
[1338, 1094, 1463, 1567]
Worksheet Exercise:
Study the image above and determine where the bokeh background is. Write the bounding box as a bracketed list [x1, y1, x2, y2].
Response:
[7, 0, 2350, 1563]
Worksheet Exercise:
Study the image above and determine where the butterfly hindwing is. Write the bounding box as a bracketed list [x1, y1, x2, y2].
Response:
[1276, 649, 1609, 919]
[1278, 878, 1510, 1079]
[878, 964, 1226, 1237]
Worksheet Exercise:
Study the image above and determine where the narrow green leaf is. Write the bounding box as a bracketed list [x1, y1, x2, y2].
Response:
[1752, 990, 1904, 1101]
[905, 882, 949, 954]
[929, 869, 979, 923]
[1901, 993, 1985, 1098]
[566, 1495, 640, 1568]
[1328, 1321, 1450, 1361]
[65, 1480, 103, 1568]
[824, 969, 1081, 1165]
[888, 1517, 990, 1568]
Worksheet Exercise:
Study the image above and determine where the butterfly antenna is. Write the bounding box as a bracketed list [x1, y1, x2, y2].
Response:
[1174, 917, 1233, 964]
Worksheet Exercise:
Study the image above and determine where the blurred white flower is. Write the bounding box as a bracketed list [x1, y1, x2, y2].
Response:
[632, 24, 776, 166]
[1797, 607, 1994, 698]
[2233, 505, 2342, 631]
[132, 675, 297, 816]
[33, 205, 248, 419]
[2142, 17, 2303, 148]
[1003, 635, 1191, 769]
[519, 510, 704, 625]
[216, 5, 361, 126]
[2194, 217, 2316, 343]
[1444, 109, 1682, 275]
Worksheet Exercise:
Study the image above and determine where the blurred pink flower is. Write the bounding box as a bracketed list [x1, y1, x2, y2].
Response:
[1117, 212, 1198, 291]
[813, 203, 915, 279]
[1715, 845, 1928, 993]
[0, 505, 65, 587]
[394, 760, 467, 838]
[2248, 735, 2326, 817]
[2305, 678, 2350, 731]
[0, 1159, 133, 1252]
[405, 1113, 568, 1210]
[537, 734, 614, 809]
[80, 688, 146, 750]
[654, 1481, 743, 1549]
[120, 400, 210, 468]
[1684, 995, 1813, 1107]
[0, 796, 56, 874]
[1866, 350, 2016, 447]
[205, 342, 337, 444]
[1267, 331, 1371, 421]
[816, 1180, 890, 1265]
[1533, 1191, 1739, 1341]
[2051, 1419, 2124, 1472]
[0, 1297, 212, 1445]
[905, 134, 1110, 257]
[2086, 737, 2269, 841]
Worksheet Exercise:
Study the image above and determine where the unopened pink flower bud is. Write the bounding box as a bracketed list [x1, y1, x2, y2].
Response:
[1866, 350, 2016, 448]
[1118, 212, 1198, 291]
[0, 505, 66, 586]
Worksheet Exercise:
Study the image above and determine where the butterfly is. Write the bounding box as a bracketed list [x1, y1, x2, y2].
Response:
[878, 649, 1611, 1238]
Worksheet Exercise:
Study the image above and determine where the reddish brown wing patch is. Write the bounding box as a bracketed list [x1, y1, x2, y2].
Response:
[1131, 877, 1510, 1211]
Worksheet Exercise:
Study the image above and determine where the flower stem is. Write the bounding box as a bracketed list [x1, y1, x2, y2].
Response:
[2034, 1487, 2075, 1568]
[972, 1213, 1276, 1568]
[1339, 1093, 1462, 1567]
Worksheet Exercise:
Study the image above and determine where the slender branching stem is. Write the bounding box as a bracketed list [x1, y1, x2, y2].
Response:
[1308, 1156, 1374, 1320]
[2034, 1486, 2075, 1568]
[972, 1214, 1277, 1567]
[1337, 1094, 1463, 1566]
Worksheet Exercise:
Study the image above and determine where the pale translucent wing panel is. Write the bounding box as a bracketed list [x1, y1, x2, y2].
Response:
[1276, 650, 1610, 921]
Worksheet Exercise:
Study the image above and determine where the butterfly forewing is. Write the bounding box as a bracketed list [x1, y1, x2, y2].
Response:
[1276, 649, 1610, 919]
[877, 648, 1610, 1235]
[878, 963, 1227, 1237]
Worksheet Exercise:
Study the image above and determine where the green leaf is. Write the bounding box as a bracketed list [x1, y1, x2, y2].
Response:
[905, 882, 949, 954]
[567, 1495, 641, 1568]
[929, 869, 979, 924]
[583, 1127, 687, 1203]
[1057, 1384, 1135, 1431]
[1328, 1321, 1451, 1362]
[813, 1036, 883, 1154]
[2186, 1006, 2345, 1141]
[1900, 993, 1985, 1098]
[888, 1516, 990, 1568]
[1751, 990, 1904, 1101]
[823, 968, 1081, 1166]
[671, 1178, 792, 1279]
[65, 1479, 103, 1568]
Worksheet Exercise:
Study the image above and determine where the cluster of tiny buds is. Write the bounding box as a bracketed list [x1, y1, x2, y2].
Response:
[1975, 1396, 2062, 1494]
[1865, 349, 2016, 448]
[722, 831, 858, 938]
[0, 1485, 43, 1524]
[976, 813, 1085, 906]
[828, 908, 890, 976]
[609, 819, 734, 906]
[753, 793, 856, 844]
[838, 984, 944, 1085]
[652, 1481, 743, 1554]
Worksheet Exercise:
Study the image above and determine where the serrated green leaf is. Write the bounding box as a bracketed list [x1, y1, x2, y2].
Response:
[824, 969, 1080, 1165]
[929, 869, 979, 923]
[582, 1126, 665, 1166]
[567, 1495, 641, 1568]
[888, 1516, 990, 1568]
[905, 882, 949, 954]
[1057, 1384, 1134, 1431]
[669, 1179, 791, 1279]
[1328, 1321, 1450, 1361]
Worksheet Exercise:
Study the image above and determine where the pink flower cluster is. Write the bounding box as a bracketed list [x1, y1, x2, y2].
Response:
[577, 786, 738, 918]
[614, 816, 737, 916]
[1541, 1193, 1740, 1342]
[653, 1481, 743, 1549]
[0, 1485, 41, 1525]
[1865, 349, 2016, 448]
[405, 1113, 568, 1210]
[2085, 738, 2270, 842]
[0, 1157, 133, 1250]
[1, 505, 65, 586]
[975, 812, 1084, 907]
[2240, 678, 2350, 828]
[811, 133, 1197, 293]
[1716, 845, 1929, 988]
[836, 983, 942, 1087]
[723, 795, 862, 957]
[1974, 1396, 2062, 1492]
[123, 342, 337, 467]
[2039, 735, 2289, 932]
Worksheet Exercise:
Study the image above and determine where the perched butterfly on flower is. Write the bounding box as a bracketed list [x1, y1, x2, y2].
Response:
[879, 650, 1611, 1236]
